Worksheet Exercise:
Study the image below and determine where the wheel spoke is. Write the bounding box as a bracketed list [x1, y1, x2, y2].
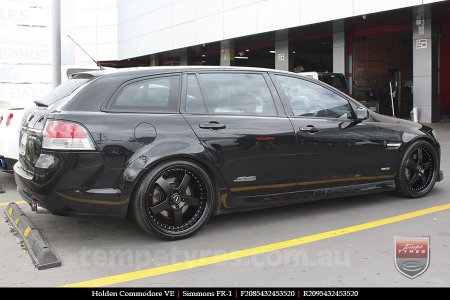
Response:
[184, 195, 200, 206]
[409, 172, 420, 185]
[420, 174, 427, 186]
[150, 199, 170, 214]
[147, 165, 208, 234]
[422, 161, 432, 171]
[173, 208, 183, 227]
[156, 177, 173, 195]
[178, 173, 191, 192]
[406, 159, 417, 170]
[417, 148, 423, 164]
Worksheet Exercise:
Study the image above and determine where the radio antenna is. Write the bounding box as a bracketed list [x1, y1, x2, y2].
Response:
[67, 34, 104, 70]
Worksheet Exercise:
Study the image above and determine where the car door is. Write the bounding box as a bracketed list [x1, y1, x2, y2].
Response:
[272, 74, 391, 191]
[182, 72, 297, 197]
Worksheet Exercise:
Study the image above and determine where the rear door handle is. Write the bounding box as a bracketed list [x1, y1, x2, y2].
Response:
[199, 122, 226, 130]
[299, 125, 320, 133]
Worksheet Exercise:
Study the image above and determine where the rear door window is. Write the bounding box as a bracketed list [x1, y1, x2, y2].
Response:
[196, 73, 277, 116]
[110, 76, 180, 112]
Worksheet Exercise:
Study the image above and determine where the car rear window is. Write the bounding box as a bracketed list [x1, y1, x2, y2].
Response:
[37, 78, 90, 106]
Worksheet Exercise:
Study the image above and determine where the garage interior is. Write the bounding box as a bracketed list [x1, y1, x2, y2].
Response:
[95, 4, 450, 123]
[351, 29, 413, 118]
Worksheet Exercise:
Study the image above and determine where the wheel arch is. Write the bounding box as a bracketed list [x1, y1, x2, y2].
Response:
[401, 134, 440, 159]
[123, 152, 225, 216]
[393, 135, 438, 173]
[395, 137, 440, 198]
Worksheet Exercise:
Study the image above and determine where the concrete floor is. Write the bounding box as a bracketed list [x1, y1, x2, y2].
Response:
[1, 122, 449, 287]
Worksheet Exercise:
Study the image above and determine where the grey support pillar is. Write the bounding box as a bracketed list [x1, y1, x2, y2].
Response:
[333, 20, 345, 74]
[275, 30, 292, 71]
[413, 7, 433, 123]
[51, 0, 61, 88]
[179, 48, 190, 66]
[220, 40, 234, 66]
[150, 54, 159, 66]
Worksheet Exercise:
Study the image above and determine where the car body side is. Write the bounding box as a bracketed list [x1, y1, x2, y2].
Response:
[14, 67, 441, 217]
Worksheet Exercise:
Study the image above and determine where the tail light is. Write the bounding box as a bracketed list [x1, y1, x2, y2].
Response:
[6, 113, 13, 127]
[43, 120, 95, 150]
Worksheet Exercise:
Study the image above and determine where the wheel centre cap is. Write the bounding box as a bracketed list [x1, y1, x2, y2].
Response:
[172, 194, 182, 205]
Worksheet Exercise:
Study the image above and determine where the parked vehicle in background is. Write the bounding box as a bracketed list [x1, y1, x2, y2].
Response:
[0, 101, 30, 172]
[14, 66, 443, 240]
[1, 68, 98, 172]
[299, 72, 349, 95]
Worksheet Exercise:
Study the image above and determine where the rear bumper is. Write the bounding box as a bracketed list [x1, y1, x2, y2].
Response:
[14, 159, 129, 216]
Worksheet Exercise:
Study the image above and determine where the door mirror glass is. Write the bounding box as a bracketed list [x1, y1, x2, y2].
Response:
[356, 107, 369, 120]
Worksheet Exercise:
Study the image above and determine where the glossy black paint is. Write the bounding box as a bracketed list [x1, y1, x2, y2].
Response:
[184, 114, 298, 196]
[14, 66, 442, 217]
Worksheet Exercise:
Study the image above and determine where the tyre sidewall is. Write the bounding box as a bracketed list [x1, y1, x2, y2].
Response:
[396, 140, 439, 198]
[133, 160, 215, 240]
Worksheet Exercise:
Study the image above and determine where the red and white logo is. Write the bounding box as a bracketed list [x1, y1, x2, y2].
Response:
[394, 236, 430, 279]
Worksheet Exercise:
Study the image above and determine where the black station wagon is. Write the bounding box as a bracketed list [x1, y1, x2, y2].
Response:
[14, 66, 443, 239]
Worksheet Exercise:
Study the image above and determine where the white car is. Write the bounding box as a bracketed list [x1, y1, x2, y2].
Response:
[0, 101, 29, 172]
[1, 67, 100, 172]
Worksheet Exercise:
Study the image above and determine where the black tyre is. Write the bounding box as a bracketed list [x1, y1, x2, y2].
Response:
[132, 160, 215, 240]
[396, 140, 439, 198]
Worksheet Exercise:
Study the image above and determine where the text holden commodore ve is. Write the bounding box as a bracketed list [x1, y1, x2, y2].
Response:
[14, 66, 443, 239]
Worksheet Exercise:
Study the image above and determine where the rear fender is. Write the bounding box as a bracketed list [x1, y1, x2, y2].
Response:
[119, 139, 227, 215]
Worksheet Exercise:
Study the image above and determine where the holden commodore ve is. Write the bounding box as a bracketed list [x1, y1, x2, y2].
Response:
[14, 66, 443, 239]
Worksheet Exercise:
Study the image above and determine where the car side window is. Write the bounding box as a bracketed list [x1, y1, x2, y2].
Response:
[111, 76, 179, 112]
[276, 75, 353, 119]
[186, 74, 207, 113]
[197, 73, 277, 116]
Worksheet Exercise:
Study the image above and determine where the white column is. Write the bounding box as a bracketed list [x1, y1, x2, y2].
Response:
[275, 30, 292, 71]
[150, 54, 159, 66]
[220, 40, 234, 66]
[333, 21, 345, 74]
[179, 48, 191, 66]
[413, 7, 433, 123]
[51, 0, 61, 88]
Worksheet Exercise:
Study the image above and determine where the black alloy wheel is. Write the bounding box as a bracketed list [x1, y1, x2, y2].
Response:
[396, 140, 438, 198]
[133, 160, 215, 239]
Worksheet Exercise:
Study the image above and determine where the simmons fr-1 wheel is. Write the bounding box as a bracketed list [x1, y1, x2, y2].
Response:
[133, 160, 215, 240]
[396, 140, 438, 198]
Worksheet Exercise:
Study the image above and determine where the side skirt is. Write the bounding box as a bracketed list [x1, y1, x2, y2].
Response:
[215, 180, 396, 215]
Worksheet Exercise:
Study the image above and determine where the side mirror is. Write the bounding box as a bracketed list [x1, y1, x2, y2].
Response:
[356, 107, 369, 120]
[356, 106, 369, 121]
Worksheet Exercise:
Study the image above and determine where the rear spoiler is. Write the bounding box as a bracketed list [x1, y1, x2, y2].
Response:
[66, 68, 98, 79]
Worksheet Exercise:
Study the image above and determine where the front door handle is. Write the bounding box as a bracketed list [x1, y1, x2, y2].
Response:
[199, 122, 226, 130]
[299, 125, 320, 133]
